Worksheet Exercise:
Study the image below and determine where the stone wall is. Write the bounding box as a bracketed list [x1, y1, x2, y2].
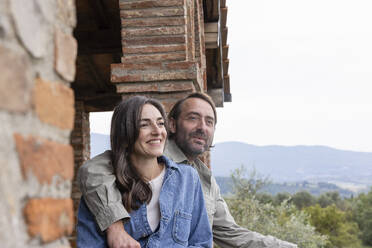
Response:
[0, 0, 77, 247]
[69, 101, 90, 247]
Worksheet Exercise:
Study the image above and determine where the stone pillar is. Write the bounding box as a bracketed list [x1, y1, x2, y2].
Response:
[0, 0, 77, 247]
[112, 0, 207, 111]
[69, 101, 90, 247]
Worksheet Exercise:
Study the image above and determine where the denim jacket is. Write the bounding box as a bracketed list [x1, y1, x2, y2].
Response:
[77, 156, 212, 248]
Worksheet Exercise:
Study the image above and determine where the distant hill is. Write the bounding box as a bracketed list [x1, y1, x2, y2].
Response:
[90, 133, 372, 192]
[210, 142, 372, 190]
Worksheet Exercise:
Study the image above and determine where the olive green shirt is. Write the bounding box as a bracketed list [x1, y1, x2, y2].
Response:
[78, 140, 297, 248]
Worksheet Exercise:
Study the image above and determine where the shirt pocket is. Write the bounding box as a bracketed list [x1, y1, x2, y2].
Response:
[172, 210, 192, 246]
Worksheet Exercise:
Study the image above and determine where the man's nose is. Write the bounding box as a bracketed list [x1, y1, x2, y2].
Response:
[196, 118, 207, 131]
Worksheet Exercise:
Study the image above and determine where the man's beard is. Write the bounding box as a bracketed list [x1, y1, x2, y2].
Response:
[176, 129, 211, 158]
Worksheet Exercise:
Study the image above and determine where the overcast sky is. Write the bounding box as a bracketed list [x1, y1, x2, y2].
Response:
[90, 0, 372, 152]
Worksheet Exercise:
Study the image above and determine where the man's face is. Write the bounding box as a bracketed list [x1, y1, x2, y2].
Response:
[170, 98, 215, 161]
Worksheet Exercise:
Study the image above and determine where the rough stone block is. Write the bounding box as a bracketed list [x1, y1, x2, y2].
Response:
[0, 45, 32, 112]
[120, 0, 183, 10]
[121, 7, 183, 19]
[121, 52, 186, 63]
[10, 0, 49, 58]
[123, 36, 185, 46]
[33, 78, 75, 130]
[55, 28, 77, 81]
[158, 81, 195, 92]
[122, 26, 185, 37]
[24, 198, 74, 243]
[123, 44, 185, 54]
[14, 133, 74, 184]
[122, 17, 185, 28]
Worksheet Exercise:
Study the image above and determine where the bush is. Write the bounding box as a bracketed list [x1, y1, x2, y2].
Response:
[225, 166, 328, 248]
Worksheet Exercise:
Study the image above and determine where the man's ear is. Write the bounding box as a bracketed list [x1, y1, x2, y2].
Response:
[169, 117, 176, 134]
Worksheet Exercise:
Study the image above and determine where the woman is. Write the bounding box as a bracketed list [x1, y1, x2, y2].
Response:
[77, 96, 212, 247]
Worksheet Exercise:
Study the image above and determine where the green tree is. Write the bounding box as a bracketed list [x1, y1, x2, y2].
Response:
[292, 191, 315, 209]
[306, 204, 362, 248]
[352, 188, 372, 245]
[274, 192, 291, 206]
[226, 166, 328, 247]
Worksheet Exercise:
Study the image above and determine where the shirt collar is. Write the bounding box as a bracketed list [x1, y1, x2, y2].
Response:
[164, 139, 189, 164]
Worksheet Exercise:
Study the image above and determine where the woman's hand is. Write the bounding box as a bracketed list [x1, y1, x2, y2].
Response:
[107, 220, 140, 248]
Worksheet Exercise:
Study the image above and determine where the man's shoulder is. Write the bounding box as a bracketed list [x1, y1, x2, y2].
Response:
[79, 150, 113, 175]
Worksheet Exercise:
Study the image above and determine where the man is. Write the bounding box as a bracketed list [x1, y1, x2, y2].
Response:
[78, 93, 297, 248]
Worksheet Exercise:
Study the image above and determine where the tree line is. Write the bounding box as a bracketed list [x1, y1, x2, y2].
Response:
[222, 166, 372, 248]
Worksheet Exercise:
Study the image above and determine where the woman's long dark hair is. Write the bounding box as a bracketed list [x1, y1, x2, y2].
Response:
[110, 96, 167, 212]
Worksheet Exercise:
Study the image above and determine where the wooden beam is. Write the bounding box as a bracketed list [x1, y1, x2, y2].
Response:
[220, 7, 227, 28]
[207, 88, 224, 107]
[89, 0, 110, 28]
[222, 45, 229, 60]
[74, 29, 122, 55]
[204, 22, 218, 49]
[203, 0, 219, 22]
[220, 0, 226, 8]
[83, 56, 111, 91]
[221, 27, 228, 46]
[223, 59, 229, 76]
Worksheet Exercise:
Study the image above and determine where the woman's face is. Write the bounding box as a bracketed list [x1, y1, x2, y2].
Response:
[132, 104, 167, 159]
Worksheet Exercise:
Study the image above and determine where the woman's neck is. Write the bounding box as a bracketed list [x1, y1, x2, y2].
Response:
[130, 155, 164, 182]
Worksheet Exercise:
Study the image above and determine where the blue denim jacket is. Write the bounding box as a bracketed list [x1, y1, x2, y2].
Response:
[77, 156, 212, 248]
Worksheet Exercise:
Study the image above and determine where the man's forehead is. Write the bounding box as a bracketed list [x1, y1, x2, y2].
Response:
[180, 98, 215, 118]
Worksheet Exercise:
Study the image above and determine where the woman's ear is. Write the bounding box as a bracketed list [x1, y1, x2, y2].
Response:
[168, 118, 176, 134]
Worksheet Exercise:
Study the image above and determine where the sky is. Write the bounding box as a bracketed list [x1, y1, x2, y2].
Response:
[90, 0, 372, 152]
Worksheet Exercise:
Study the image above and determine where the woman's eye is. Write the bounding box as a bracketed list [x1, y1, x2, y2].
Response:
[158, 122, 165, 126]
[140, 123, 149, 128]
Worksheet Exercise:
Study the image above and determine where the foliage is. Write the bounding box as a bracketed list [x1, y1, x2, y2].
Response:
[291, 191, 315, 209]
[352, 188, 372, 245]
[225, 166, 328, 248]
[306, 204, 362, 248]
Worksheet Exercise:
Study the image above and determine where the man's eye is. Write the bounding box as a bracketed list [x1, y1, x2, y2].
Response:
[158, 121, 165, 126]
[207, 120, 214, 126]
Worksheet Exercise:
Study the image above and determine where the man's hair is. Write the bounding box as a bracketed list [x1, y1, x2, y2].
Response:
[168, 92, 217, 139]
[110, 95, 167, 212]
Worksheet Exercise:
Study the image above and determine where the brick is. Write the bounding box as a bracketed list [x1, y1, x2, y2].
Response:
[122, 26, 184, 37]
[121, 52, 186, 63]
[24, 198, 74, 243]
[111, 73, 142, 83]
[123, 44, 185, 54]
[116, 82, 159, 93]
[158, 81, 195, 92]
[120, 0, 183, 10]
[123, 36, 185, 46]
[143, 71, 196, 81]
[112, 70, 197, 83]
[164, 61, 196, 70]
[122, 17, 185, 27]
[0, 46, 32, 112]
[55, 29, 78, 81]
[14, 134, 74, 184]
[111, 62, 163, 71]
[33, 78, 75, 130]
[121, 7, 183, 19]
[10, 0, 49, 58]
